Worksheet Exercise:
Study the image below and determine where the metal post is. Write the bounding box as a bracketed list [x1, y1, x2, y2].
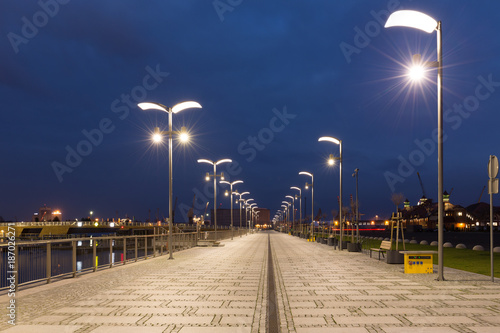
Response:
[145, 235, 148, 259]
[93, 238, 97, 271]
[46, 242, 51, 284]
[168, 110, 174, 259]
[134, 236, 138, 262]
[153, 232, 156, 257]
[109, 238, 113, 268]
[355, 169, 359, 242]
[123, 237, 127, 264]
[14, 245, 18, 291]
[311, 176, 314, 240]
[72, 241, 77, 278]
[214, 163, 217, 241]
[230, 185, 234, 240]
[437, 21, 444, 281]
[239, 198, 242, 238]
[339, 141, 343, 251]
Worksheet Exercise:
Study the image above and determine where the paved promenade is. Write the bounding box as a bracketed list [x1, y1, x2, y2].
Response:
[2, 231, 500, 332]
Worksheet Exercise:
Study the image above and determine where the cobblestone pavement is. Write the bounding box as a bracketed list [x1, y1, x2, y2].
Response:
[2, 231, 500, 332]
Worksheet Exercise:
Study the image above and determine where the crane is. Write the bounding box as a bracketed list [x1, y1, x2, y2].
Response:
[188, 194, 196, 224]
[478, 185, 486, 203]
[417, 172, 427, 198]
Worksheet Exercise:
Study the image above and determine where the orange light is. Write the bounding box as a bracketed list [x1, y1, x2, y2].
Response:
[371, 221, 375, 225]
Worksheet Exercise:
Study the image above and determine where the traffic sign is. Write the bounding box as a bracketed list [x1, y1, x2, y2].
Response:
[488, 155, 499, 179]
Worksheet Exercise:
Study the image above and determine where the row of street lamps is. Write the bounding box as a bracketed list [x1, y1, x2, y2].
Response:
[138, 102, 260, 259]
[139, 9, 446, 279]
[273, 136, 347, 250]
[273, 9, 445, 279]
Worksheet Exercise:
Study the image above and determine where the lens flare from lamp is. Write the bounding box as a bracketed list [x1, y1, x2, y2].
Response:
[328, 154, 335, 166]
[409, 65, 425, 81]
[179, 132, 189, 143]
[152, 133, 162, 143]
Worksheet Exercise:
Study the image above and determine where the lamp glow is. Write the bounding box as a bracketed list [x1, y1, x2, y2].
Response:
[409, 65, 425, 81]
[138, 102, 167, 112]
[172, 101, 202, 113]
[385, 10, 437, 33]
[152, 133, 162, 143]
[179, 126, 189, 142]
[318, 136, 340, 145]
[328, 154, 335, 166]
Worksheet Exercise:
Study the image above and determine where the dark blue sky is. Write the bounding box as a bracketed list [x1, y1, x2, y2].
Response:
[1, 0, 500, 222]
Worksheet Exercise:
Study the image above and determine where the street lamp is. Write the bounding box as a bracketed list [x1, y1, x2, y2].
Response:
[220, 180, 243, 240]
[319, 136, 343, 251]
[234, 191, 249, 237]
[290, 186, 302, 235]
[276, 209, 283, 231]
[299, 171, 314, 240]
[285, 195, 295, 232]
[352, 168, 359, 242]
[198, 158, 232, 242]
[244, 199, 254, 232]
[139, 101, 202, 259]
[282, 201, 291, 233]
[248, 203, 257, 230]
[385, 10, 444, 281]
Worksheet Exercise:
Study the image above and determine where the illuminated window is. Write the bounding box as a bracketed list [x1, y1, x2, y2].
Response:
[457, 212, 463, 216]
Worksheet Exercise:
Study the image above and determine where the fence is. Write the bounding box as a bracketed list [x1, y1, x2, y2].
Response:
[0, 228, 248, 292]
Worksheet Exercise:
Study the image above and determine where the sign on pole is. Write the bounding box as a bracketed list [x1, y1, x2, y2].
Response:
[488, 155, 498, 282]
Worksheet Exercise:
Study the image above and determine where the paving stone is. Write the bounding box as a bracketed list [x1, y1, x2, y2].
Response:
[3, 232, 500, 333]
[334, 315, 403, 325]
[405, 315, 477, 324]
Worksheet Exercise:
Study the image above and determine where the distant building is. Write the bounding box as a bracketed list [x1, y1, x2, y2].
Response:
[400, 192, 498, 231]
[32, 205, 62, 222]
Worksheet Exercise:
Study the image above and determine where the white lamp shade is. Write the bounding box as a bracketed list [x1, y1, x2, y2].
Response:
[385, 10, 438, 33]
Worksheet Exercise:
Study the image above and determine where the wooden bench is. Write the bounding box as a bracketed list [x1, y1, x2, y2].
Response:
[370, 240, 392, 260]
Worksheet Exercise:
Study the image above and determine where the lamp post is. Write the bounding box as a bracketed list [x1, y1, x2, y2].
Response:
[276, 210, 283, 231]
[249, 203, 257, 231]
[318, 136, 343, 250]
[352, 168, 359, 242]
[244, 199, 254, 233]
[282, 201, 291, 233]
[235, 191, 249, 237]
[220, 180, 243, 240]
[138, 101, 202, 259]
[290, 186, 302, 235]
[285, 195, 295, 232]
[385, 10, 444, 280]
[299, 171, 314, 239]
[281, 204, 288, 232]
[198, 158, 232, 242]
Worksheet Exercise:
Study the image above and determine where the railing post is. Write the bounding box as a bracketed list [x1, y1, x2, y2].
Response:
[135, 236, 138, 262]
[153, 234, 156, 258]
[145, 235, 148, 260]
[109, 238, 113, 268]
[14, 244, 18, 292]
[72, 240, 77, 278]
[123, 236, 127, 265]
[93, 238, 97, 272]
[46, 242, 51, 284]
[161, 232, 163, 256]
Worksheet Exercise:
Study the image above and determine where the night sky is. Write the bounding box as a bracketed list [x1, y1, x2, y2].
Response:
[1, 0, 500, 222]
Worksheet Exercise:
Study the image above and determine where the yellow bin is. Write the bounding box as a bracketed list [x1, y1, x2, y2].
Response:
[401, 251, 437, 274]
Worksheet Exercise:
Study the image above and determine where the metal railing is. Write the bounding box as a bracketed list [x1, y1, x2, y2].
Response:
[1, 228, 248, 292]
